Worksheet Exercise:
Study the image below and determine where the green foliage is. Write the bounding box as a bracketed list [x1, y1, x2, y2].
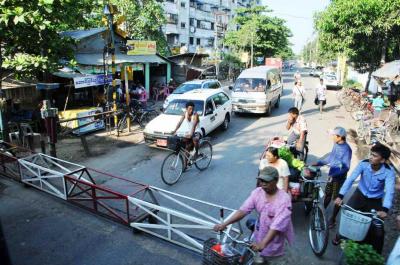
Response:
[343, 79, 363, 89]
[0, 0, 102, 79]
[342, 241, 384, 265]
[108, 0, 169, 56]
[278, 147, 294, 166]
[224, 6, 293, 61]
[315, 0, 400, 74]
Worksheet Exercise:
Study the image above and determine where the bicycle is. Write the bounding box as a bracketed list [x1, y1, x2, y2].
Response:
[117, 100, 159, 133]
[298, 166, 330, 256]
[160, 136, 213, 185]
[204, 222, 262, 265]
[337, 204, 384, 264]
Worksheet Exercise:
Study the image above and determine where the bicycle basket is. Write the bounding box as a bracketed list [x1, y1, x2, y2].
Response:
[339, 207, 372, 241]
[167, 136, 182, 150]
[202, 238, 240, 265]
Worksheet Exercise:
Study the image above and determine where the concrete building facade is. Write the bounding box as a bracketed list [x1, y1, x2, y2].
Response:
[162, 0, 260, 54]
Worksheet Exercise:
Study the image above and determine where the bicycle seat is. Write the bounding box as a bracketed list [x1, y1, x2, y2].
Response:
[246, 218, 256, 232]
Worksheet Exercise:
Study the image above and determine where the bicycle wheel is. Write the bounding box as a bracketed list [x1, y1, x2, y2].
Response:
[161, 152, 184, 185]
[139, 110, 159, 128]
[117, 115, 128, 132]
[194, 140, 213, 171]
[308, 205, 329, 257]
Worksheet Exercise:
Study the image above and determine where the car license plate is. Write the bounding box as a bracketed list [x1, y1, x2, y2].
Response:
[156, 139, 167, 147]
[319, 188, 325, 199]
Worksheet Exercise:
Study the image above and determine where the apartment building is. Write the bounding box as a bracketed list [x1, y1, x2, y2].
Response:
[162, 0, 260, 54]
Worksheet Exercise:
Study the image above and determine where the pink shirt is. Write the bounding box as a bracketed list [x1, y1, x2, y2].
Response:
[239, 188, 294, 257]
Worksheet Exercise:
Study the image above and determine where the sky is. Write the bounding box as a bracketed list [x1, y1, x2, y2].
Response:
[263, 0, 330, 55]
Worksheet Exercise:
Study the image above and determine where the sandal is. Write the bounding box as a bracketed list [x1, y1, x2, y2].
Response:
[332, 237, 341, 246]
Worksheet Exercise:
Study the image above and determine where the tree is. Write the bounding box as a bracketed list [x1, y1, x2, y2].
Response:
[0, 0, 102, 80]
[224, 6, 293, 64]
[315, 0, 400, 90]
[108, 0, 168, 56]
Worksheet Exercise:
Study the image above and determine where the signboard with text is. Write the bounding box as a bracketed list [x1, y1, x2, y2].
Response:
[126, 40, 157, 55]
[73, 74, 112, 89]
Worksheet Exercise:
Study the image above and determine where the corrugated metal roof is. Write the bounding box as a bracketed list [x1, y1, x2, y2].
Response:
[75, 53, 169, 65]
[60, 28, 107, 40]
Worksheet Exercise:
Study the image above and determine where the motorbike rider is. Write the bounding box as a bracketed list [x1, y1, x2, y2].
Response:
[333, 143, 395, 253]
[214, 167, 294, 264]
[286, 107, 308, 161]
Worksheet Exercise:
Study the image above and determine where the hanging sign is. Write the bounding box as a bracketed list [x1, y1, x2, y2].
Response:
[126, 40, 157, 55]
[73, 74, 112, 89]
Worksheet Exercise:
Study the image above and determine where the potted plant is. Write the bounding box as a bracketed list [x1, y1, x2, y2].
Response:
[339, 240, 384, 265]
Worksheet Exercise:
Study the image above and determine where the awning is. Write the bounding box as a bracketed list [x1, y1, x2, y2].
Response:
[372, 60, 400, 80]
[75, 53, 168, 66]
[1, 77, 36, 90]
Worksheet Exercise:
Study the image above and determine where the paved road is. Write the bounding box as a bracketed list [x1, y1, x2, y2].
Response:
[1, 69, 359, 265]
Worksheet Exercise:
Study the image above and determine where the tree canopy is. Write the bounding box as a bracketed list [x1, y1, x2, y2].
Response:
[224, 6, 293, 61]
[315, 0, 400, 75]
[0, 0, 168, 80]
[0, 0, 102, 79]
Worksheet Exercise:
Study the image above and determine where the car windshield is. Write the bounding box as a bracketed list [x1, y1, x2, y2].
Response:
[233, 78, 266, 92]
[173, 83, 202, 94]
[164, 99, 204, 116]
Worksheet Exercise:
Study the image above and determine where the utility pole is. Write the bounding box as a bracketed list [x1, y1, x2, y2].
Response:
[104, 4, 118, 129]
[250, 31, 254, 68]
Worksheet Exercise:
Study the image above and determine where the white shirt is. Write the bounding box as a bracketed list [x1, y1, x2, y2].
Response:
[292, 85, 305, 99]
[259, 158, 290, 190]
[176, 114, 198, 137]
[315, 84, 327, 100]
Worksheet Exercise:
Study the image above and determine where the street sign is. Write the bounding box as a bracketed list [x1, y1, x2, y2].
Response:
[73, 74, 112, 89]
[126, 40, 157, 55]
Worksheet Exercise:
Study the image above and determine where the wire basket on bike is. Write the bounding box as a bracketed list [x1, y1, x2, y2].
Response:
[339, 206, 372, 241]
[167, 136, 184, 151]
[203, 238, 240, 265]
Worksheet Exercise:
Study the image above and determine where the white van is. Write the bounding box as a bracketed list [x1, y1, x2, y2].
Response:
[230, 66, 283, 115]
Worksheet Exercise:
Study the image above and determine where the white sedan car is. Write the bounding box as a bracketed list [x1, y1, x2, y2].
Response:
[323, 74, 340, 88]
[144, 89, 232, 147]
[163, 79, 225, 110]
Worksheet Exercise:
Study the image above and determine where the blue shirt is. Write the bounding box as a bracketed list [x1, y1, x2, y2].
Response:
[317, 142, 352, 181]
[339, 160, 396, 210]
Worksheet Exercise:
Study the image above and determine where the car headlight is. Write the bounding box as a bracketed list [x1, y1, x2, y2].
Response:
[256, 99, 267, 104]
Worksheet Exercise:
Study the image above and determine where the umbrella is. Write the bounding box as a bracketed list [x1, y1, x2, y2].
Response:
[372, 60, 400, 80]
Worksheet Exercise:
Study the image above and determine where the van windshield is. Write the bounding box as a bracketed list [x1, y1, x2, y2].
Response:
[233, 78, 266, 92]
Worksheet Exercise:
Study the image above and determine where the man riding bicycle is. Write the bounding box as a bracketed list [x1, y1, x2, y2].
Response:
[172, 101, 200, 159]
[333, 143, 395, 253]
[214, 167, 294, 264]
[286, 107, 308, 160]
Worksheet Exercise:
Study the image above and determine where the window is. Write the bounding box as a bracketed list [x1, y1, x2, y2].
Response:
[189, 18, 194, 26]
[212, 94, 223, 108]
[208, 82, 220, 89]
[181, 22, 186, 28]
[189, 37, 194, 45]
[219, 93, 229, 104]
[167, 13, 178, 24]
[181, 2, 186, 7]
[211, 22, 214, 30]
[197, 20, 201, 28]
[205, 100, 214, 115]
[196, 38, 201, 45]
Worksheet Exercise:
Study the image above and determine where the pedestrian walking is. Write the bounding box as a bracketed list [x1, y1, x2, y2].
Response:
[292, 81, 305, 112]
[315, 78, 327, 115]
[294, 71, 301, 83]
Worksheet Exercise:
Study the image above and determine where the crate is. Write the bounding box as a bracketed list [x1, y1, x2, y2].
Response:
[202, 238, 240, 265]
